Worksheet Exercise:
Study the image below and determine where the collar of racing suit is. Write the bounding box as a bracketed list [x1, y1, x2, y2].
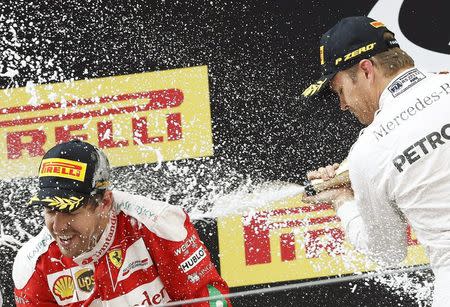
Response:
[377, 67, 423, 111]
[73, 211, 118, 266]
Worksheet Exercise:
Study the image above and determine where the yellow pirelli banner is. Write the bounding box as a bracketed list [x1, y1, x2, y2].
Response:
[0, 66, 213, 179]
[218, 194, 429, 287]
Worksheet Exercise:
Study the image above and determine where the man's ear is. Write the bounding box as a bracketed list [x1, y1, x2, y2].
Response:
[99, 190, 114, 213]
[359, 59, 375, 81]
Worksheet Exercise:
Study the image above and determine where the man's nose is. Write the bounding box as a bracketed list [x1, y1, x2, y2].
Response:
[52, 212, 71, 233]
[339, 99, 349, 111]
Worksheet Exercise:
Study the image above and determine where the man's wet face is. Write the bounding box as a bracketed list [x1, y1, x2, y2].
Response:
[44, 201, 105, 258]
[330, 70, 375, 125]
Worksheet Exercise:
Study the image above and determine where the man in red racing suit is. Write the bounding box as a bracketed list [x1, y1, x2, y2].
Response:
[13, 140, 231, 306]
[14, 191, 231, 306]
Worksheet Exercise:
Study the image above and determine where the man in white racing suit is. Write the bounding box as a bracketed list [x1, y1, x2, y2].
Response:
[301, 16, 450, 307]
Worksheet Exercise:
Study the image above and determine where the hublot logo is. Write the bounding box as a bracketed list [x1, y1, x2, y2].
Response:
[179, 247, 207, 273]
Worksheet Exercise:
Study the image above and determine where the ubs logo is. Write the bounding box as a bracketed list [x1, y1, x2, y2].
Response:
[75, 268, 95, 293]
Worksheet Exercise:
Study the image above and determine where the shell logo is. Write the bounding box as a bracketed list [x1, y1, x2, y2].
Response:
[53, 275, 75, 300]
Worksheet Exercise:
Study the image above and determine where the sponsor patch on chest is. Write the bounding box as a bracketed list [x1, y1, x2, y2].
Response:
[46, 264, 95, 305]
[116, 238, 153, 283]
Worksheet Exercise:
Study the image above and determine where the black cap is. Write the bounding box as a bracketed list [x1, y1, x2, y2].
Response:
[29, 140, 111, 213]
[301, 16, 399, 98]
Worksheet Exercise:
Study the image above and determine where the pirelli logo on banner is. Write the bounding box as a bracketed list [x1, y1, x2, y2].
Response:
[0, 66, 213, 179]
[217, 194, 429, 287]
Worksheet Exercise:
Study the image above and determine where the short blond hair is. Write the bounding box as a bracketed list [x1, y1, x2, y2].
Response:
[346, 32, 414, 80]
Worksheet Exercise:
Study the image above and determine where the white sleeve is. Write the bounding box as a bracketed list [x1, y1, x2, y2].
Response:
[336, 200, 369, 252]
[336, 158, 408, 267]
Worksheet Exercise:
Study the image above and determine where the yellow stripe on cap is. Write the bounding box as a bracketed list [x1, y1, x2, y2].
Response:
[39, 158, 87, 182]
[320, 46, 325, 65]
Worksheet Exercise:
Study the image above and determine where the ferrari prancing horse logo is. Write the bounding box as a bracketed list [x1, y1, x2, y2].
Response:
[108, 249, 123, 269]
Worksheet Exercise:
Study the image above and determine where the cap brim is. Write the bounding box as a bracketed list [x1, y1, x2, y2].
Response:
[301, 72, 336, 99]
[29, 188, 90, 213]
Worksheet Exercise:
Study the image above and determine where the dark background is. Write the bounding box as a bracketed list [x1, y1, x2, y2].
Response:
[0, 0, 435, 306]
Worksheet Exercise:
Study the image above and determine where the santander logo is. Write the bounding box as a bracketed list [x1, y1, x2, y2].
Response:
[369, 0, 450, 71]
[133, 287, 169, 306]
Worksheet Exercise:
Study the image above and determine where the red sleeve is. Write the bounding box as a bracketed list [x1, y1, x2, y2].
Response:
[143, 211, 232, 307]
[14, 269, 59, 307]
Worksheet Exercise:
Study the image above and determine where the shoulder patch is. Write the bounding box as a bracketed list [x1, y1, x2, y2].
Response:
[13, 227, 54, 289]
[113, 190, 187, 242]
[388, 68, 426, 97]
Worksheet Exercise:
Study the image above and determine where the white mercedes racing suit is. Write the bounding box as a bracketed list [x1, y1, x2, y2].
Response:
[336, 68, 450, 307]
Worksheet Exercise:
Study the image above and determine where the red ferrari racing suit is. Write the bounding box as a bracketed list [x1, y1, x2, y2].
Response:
[13, 191, 231, 306]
